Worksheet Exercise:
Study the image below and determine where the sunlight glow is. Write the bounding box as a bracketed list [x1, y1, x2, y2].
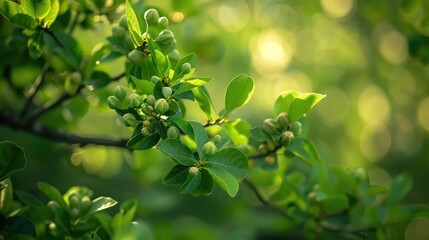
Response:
[360, 125, 391, 162]
[417, 97, 429, 132]
[320, 0, 354, 18]
[217, 0, 250, 32]
[358, 85, 391, 126]
[378, 30, 408, 64]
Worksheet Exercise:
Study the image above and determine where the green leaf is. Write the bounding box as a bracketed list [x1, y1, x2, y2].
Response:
[192, 86, 217, 121]
[224, 118, 251, 146]
[0, 141, 26, 182]
[321, 194, 349, 213]
[224, 74, 254, 116]
[207, 147, 248, 179]
[366, 185, 389, 196]
[37, 182, 67, 209]
[274, 91, 299, 117]
[387, 173, 413, 207]
[0, 0, 24, 21]
[127, 132, 160, 150]
[148, 38, 170, 77]
[15, 191, 44, 206]
[270, 172, 305, 203]
[163, 164, 189, 185]
[87, 71, 112, 90]
[157, 139, 197, 166]
[288, 93, 326, 123]
[189, 121, 208, 159]
[84, 43, 111, 80]
[21, 0, 51, 21]
[28, 31, 43, 58]
[130, 76, 154, 95]
[41, 0, 58, 27]
[172, 77, 212, 97]
[286, 138, 319, 165]
[83, 196, 117, 218]
[206, 166, 239, 197]
[179, 172, 201, 194]
[170, 118, 193, 138]
[125, 0, 143, 48]
[10, 13, 38, 29]
[173, 53, 196, 80]
[112, 220, 154, 240]
[191, 169, 213, 196]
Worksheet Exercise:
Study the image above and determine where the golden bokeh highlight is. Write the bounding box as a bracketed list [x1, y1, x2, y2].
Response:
[417, 97, 429, 132]
[171, 12, 184, 23]
[378, 30, 408, 65]
[317, 87, 349, 126]
[320, 0, 354, 18]
[358, 85, 391, 126]
[360, 125, 391, 162]
[217, 0, 250, 32]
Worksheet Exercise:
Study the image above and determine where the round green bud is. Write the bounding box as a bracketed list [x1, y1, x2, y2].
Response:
[79, 196, 92, 213]
[151, 76, 160, 84]
[47, 201, 60, 211]
[258, 144, 268, 154]
[213, 135, 221, 143]
[112, 24, 126, 38]
[262, 118, 281, 135]
[280, 131, 294, 147]
[143, 120, 151, 127]
[202, 141, 217, 156]
[158, 16, 169, 29]
[162, 87, 173, 98]
[154, 98, 169, 114]
[145, 95, 156, 105]
[156, 30, 174, 45]
[68, 194, 80, 208]
[107, 96, 121, 109]
[141, 127, 152, 136]
[265, 155, 276, 165]
[189, 166, 199, 176]
[276, 112, 290, 130]
[118, 15, 128, 29]
[147, 105, 154, 112]
[141, 103, 152, 115]
[144, 8, 159, 25]
[167, 126, 180, 139]
[70, 71, 82, 85]
[70, 207, 80, 219]
[128, 49, 145, 64]
[181, 62, 192, 74]
[122, 113, 137, 127]
[114, 86, 128, 101]
[266, 141, 276, 151]
[129, 93, 143, 108]
[291, 121, 302, 136]
[237, 144, 253, 156]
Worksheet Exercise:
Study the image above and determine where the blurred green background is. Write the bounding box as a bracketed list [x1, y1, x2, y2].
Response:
[1, 0, 429, 239]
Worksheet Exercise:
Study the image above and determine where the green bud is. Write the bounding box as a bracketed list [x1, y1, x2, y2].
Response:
[158, 16, 169, 29]
[79, 196, 91, 213]
[156, 30, 176, 52]
[276, 112, 290, 130]
[107, 96, 121, 109]
[122, 113, 137, 127]
[141, 127, 152, 136]
[262, 118, 281, 135]
[114, 86, 128, 101]
[181, 62, 192, 74]
[291, 121, 302, 136]
[265, 155, 275, 165]
[70, 207, 80, 219]
[70, 71, 82, 85]
[237, 144, 253, 156]
[213, 135, 221, 143]
[128, 49, 145, 64]
[112, 24, 126, 38]
[266, 141, 276, 151]
[202, 141, 217, 156]
[143, 120, 151, 127]
[141, 103, 152, 115]
[69, 194, 80, 208]
[258, 144, 268, 154]
[145, 95, 156, 105]
[154, 98, 169, 114]
[151, 76, 160, 84]
[280, 131, 294, 147]
[167, 126, 180, 139]
[144, 8, 159, 25]
[147, 105, 155, 112]
[162, 87, 173, 98]
[189, 166, 199, 176]
[47, 201, 60, 211]
[129, 93, 143, 108]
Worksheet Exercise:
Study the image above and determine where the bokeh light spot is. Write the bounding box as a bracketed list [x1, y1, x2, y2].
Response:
[417, 97, 429, 132]
[171, 12, 184, 23]
[317, 87, 349, 125]
[378, 30, 408, 64]
[358, 85, 391, 126]
[360, 125, 391, 162]
[405, 218, 429, 240]
[320, 0, 354, 18]
[217, 0, 250, 32]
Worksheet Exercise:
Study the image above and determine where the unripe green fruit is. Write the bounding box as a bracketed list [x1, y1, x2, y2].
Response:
[189, 166, 199, 176]
[266, 141, 276, 151]
[145, 95, 156, 105]
[107, 96, 121, 109]
[151, 76, 160, 84]
[79, 196, 92, 213]
[181, 62, 192, 74]
[162, 87, 173, 98]
[47, 201, 60, 211]
[158, 16, 168, 29]
[213, 135, 221, 143]
[276, 112, 290, 130]
[129, 93, 143, 108]
[154, 98, 169, 114]
[122, 113, 137, 127]
[280, 131, 294, 147]
[144, 8, 159, 25]
[265, 155, 276, 165]
[258, 144, 268, 154]
[263, 118, 281, 135]
[291, 121, 302, 136]
[114, 86, 127, 101]
[70, 207, 80, 219]
[167, 126, 180, 139]
[202, 141, 217, 156]
[156, 30, 174, 45]
[143, 120, 151, 127]
[141, 127, 152, 136]
[69, 194, 80, 208]
[128, 49, 145, 64]
[112, 24, 126, 38]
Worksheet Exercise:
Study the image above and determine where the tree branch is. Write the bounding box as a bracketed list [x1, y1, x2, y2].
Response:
[0, 112, 128, 148]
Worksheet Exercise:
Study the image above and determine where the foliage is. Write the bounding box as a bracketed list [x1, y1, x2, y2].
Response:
[0, 0, 428, 239]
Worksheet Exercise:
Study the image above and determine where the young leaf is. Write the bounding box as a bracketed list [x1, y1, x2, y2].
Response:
[163, 164, 189, 185]
[288, 93, 326, 123]
[125, 0, 143, 48]
[224, 118, 251, 146]
[0, 141, 26, 182]
[157, 139, 197, 166]
[82, 196, 117, 220]
[274, 91, 299, 117]
[192, 86, 217, 121]
[173, 53, 196, 80]
[0, 0, 24, 21]
[130, 76, 155, 95]
[286, 138, 319, 165]
[21, 0, 51, 21]
[205, 166, 239, 197]
[15, 191, 44, 206]
[189, 121, 208, 159]
[41, 0, 59, 28]
[148, 38, 170, 77]
[387, 173, 413, 207]
[172, 77, 212, 97]
[191, 169, 213, 196]
[224, 74, 254, 116]
[10, 13, 38, 29]
[207, 147, 248, 179]
[84, 43, 111, 80]
[127, 132, 160, 150]
[37, 182, 67, 209]
[179, 172, 201, 194]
